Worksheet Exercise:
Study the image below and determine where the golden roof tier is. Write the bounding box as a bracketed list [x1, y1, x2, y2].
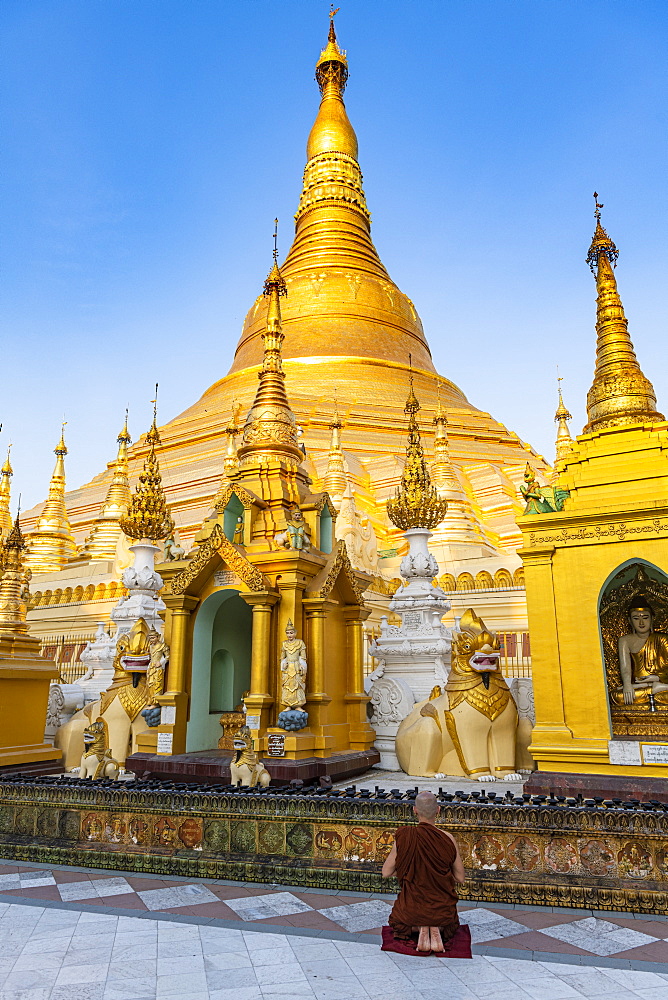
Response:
[120, 407, 174, 543]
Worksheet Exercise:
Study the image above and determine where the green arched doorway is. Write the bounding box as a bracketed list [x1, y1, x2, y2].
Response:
[186, 589, 252, 752]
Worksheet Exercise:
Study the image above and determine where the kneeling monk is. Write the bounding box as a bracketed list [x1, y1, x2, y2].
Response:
[382, 790, 465, 952]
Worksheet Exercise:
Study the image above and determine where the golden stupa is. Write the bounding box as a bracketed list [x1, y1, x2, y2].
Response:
[23, 16, 548, 639]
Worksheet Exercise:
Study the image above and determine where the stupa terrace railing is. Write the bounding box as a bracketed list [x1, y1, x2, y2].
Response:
[38, 632, 97, 683]
[1, 774, 666, 912]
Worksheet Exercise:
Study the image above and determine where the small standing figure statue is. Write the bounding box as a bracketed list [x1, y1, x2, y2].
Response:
[233, 516, 244, 546]
[277, 619, 309, 731]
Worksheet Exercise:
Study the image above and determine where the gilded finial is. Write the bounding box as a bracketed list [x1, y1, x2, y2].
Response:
[587, 192, 618, 273]
[237, 237, 302, 467]
[387, 367, 448, 531]
[554, 373, 573, 469]
[120, 393, 174, 542]
[584, 198, 663, 432]
[24, 426, 76, 572]
[1, 445, 12, 478]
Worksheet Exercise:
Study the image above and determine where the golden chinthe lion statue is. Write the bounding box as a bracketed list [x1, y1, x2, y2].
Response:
[229, 727, 271, 788]
[78, 717, 120, 780]
[396, 608, 523, 781]
[56, 618, 168, 769]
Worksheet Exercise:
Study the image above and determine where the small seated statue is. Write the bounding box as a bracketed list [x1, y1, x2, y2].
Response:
[229, 727, 271, 787]
[611, 600, 668, 707]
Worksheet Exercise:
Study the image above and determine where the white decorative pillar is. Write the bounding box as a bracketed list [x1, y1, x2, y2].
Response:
[368, 528, 451, 769]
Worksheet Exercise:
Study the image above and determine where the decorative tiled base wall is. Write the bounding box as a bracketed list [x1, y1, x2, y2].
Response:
[1, 779, 667, 913]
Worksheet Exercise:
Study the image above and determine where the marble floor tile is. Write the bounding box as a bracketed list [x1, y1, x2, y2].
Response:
[540, 917, 659, 957]
[225, 892, 313, 921]
[309, 976, 369, 999]
[156, 971, 208, 995]
[253, 963, 308, 987]
[461, 907, 543, 944]
[16, 873, 56, 890]
[301, 957, 356, 980]
[9, 953, 63, 973]
[603, 967, 668, 990]
[260, 985, 316, 999]
[518, 978, 583, 1000]
[208, 989, 264, 1000]
[465, 987, 533, 1000]
[138, 884, 219, 910]
[54, 961, 109, 985]
[106, 960, 158, 981]
[156, 937, 203, 958]
[0, 991, 52, 1000]
[246, 946, 296, 968]
[104, 981, 157, 1000]
[242, 931, 289, 949]
[545, 968, 627, 995]
[631, 990, 668, 1000]
[318, 899, 393, 932]
[204, 952, 253, 972]
[52, 986, 106, 1000]
[157, 954, 205, 977]
[1, 970, 58, 993]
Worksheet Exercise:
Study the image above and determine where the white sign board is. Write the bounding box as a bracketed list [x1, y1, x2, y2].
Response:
[245, 715, 261, 731]
[214, 570, 238, 587]
[641, 743, 668, 765]
[161, 706, 176, 725]
[608, 740, 642, 766]
[157, 732, 173, 755]
[402, 611, 423, 628]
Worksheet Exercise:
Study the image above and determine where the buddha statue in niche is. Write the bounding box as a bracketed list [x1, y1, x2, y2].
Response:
[611, 600, 668, 707]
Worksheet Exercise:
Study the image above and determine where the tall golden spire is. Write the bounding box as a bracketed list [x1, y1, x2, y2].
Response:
[25, 427, 77, 573]
[323, 400, 347, 504]
[387, 366, 448, 531]
[120, 399, 174, 542]
[0, 514, 29, 634]
[554, 381, 574, 467]
[237, 233, 303, 468]
[584, 194, 663, 433]
[80, 414, 133, 560]
[231, 13, 435, 375]
[0, 446, 13, 538]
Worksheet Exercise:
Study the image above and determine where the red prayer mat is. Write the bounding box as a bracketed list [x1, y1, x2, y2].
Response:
[381, 923, 472, 958]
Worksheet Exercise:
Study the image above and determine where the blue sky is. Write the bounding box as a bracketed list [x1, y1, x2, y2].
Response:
[2, 0, 667, 509]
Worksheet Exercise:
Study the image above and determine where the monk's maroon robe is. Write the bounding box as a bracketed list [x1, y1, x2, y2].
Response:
[389, 823, 460, 941]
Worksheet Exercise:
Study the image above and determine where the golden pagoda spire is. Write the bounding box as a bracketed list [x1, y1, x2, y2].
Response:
[0, 513, 29, 634]
[323, 398, 347, 504]
[431, 388, 460, 493]
[387, 363, 448, 531]
[79, 413, 133, 560]
[237, 229, 303, 468]
[584, 194, 663, 433]
[231, 13, 435, 376]
[0, 446, 13, 538]
[120, 395, 174, 542]
[25, 426, 77, 573]
[554, 379, 574, 467]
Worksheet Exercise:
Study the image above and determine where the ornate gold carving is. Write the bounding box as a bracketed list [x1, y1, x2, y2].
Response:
[312, 539, 365, 602]
[387, 370, 447, 531]
[213, 483, 256, 514]
[529, 517, 668, 547]
[120, 409, 174, 542]
[0, 515, 30, 632]
[170, 523, 265, 595]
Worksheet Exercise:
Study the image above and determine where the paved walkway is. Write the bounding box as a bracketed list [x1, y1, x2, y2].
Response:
[1, 859, 667, 999]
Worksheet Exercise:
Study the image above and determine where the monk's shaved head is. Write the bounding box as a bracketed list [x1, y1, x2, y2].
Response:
[414, 790, 439, 820]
